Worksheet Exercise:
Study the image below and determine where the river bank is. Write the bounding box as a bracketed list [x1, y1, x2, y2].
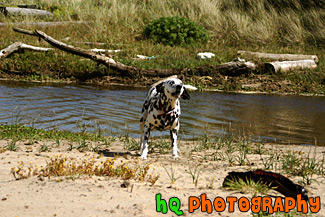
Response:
[1, 0, 324, 95]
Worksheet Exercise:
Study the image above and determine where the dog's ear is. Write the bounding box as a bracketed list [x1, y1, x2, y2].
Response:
[155, 82, 164, 94]
[181, 87, 190, 100]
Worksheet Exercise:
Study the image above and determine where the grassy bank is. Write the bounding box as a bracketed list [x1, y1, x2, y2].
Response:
[0, 0, 324, 94]
[1, 123, 324, 186]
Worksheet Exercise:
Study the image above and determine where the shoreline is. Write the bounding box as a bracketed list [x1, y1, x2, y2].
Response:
[1, 77, 324, 97]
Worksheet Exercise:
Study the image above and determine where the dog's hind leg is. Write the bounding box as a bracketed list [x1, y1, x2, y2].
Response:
[170, 128, 179, 160]
[140, 125, 150, 159]
[139, 121, 145, 155]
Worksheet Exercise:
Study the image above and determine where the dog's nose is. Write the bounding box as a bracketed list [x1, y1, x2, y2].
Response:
[176, 85, 182, 90]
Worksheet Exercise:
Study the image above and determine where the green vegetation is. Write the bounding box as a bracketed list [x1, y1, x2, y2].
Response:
[0, 123, 105, 143]
[142, 16, 210, 46]
[0, 0, 324, 94]
[222, 178, 271, 196]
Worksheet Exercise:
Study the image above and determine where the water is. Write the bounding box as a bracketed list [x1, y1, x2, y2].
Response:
[0, 80, 324, 146]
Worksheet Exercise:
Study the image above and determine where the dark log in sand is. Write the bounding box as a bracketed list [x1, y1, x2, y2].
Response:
[237, 50, 319, 63]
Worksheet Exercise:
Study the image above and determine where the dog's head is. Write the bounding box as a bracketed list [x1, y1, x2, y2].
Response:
[156, 78, 190, 100]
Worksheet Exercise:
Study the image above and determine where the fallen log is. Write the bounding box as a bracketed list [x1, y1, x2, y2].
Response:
[0, 42, 52, 59]
[0, 21, 88, 27]
[238, 50, 319, 63]
[4, 7, 53, 17]
[0, 42, 112, 59]
[265, 60, 317, 73]
[9, 28, 259, 78]
[213, 57, 256, 76]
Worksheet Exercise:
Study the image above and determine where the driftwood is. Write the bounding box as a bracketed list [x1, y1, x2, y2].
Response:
[265, 60, 317, 73]
[3, 7, 53, 17]
[89, 48, 122, 53]
[17, 5, 37, 9]
[0, 21, 87, 27]
[0, 42, 120, 59]
[6, 28, 257, 78]
[0, 42, 52, 59]
[238, 50, 319, 63]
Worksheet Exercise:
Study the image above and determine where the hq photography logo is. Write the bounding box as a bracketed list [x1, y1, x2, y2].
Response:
[155, 193, 321, 215]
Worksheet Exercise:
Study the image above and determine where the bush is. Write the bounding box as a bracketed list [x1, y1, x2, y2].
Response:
[142, 16, 210, 46]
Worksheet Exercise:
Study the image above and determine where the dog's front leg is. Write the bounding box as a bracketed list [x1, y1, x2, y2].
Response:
[140, 125, 150, 159]
[170, 128, 179, 160]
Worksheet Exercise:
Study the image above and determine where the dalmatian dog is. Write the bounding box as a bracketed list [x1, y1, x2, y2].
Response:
[139, 77, 190, 159]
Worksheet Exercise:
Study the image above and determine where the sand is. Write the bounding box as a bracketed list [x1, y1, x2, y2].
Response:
[0, 139, 324, 217]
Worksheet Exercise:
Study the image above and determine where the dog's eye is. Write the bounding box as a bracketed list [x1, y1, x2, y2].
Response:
[168, 80, 175, 85]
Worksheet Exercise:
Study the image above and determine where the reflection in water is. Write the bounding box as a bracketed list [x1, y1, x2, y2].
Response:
[0, 80, 324, 145]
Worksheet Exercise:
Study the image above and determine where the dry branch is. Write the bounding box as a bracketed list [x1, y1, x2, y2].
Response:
[0, 42, 23, 59]
[12, 27, 35, 36]
[238, 50, 319, 63]
[0, 42, 52, 59]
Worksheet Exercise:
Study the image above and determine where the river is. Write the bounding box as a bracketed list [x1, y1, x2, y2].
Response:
[0, 80, 324, 146]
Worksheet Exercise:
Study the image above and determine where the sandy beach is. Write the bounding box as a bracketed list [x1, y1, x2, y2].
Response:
[0, 138, 324, 217]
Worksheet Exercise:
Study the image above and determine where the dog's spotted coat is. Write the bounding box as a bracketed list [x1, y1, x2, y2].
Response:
[139, 78, 190, 159]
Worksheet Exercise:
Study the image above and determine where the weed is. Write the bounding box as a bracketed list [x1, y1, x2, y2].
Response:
[123, 135, 139, 151]
[223, 178, 271, 196]
[281, 148, 325, 185]
[55, 138, 61, 147]
[11, 155, 157, 184]
[148, 172, 161, 186]
[186, 165, 201, 187]
[163, 164, 180, 184]
[200, 132, 216, 150]
[39, 143, 50, 152]
[260, 148, 282, 171]
[206, 177, 215, 189]
[235, 140, 250, 166]
[225, 152, 235, 166]
[7, 140, 18, 151]
[254, 142, 266, 155]
[150, 139, 170, 154]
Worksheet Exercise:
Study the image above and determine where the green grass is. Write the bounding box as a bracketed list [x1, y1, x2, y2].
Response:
[0, 124, 105, 142]
[1, 0, 324, 47]
[222, 178, 271, 196]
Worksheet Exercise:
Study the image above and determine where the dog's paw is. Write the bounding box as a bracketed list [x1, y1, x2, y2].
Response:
[173, 155, 180, 160]
[140, 155, 147, 160]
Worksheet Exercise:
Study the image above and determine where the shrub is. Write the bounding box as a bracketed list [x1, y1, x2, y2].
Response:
[142, 16, 210, 46]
